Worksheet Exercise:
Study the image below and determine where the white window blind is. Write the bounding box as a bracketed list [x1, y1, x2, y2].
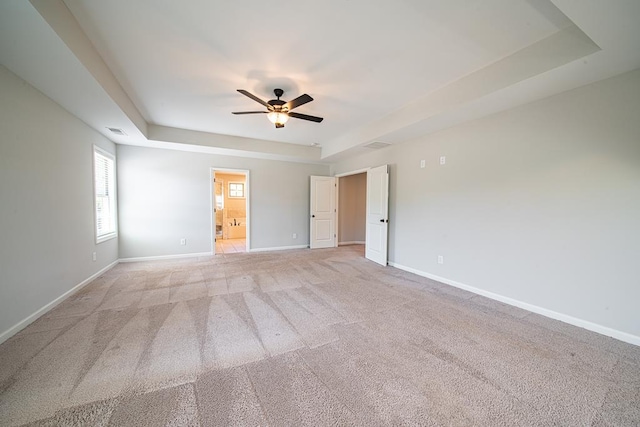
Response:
[94, 147, 116, 242]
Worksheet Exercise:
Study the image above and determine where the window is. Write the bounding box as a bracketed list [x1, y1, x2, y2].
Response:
[94, 146, 117, 243]
[229, 182, 245, 198]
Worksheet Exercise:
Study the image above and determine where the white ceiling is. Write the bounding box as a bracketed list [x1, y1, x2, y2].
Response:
[1, 0, 639, 163]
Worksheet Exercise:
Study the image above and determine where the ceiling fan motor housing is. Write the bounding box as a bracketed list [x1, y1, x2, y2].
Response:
[269, 89, 286, 111]
[268, 99, 286, 110]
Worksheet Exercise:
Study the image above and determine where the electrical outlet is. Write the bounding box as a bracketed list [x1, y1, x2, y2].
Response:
[439, 156, 446, 165]
[180, 238, 186, 245]
[437, 255, 444, 265]
[292, 233, 297, 239]
[92, 252, 96, 262]
[420, 159, 425, 168]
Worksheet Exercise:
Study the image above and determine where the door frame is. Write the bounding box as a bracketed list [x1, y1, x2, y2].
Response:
[210, 167, 251, 254]
[334, 168, 369, 248]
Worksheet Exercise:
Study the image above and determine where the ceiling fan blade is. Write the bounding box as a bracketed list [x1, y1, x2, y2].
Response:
[232, 111, 267, 115]
[237, 89, 271, 109]
[288, 112, 324, 123]
[284, 94, 313, 111]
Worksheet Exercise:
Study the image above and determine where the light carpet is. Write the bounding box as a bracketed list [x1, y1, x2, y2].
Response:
[0, 246, 638, 426]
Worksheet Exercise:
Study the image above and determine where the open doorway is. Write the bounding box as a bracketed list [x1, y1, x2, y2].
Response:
[211, 168, 250, 254]
[335, 165, 389, 266]
[337, 172, 367, 247]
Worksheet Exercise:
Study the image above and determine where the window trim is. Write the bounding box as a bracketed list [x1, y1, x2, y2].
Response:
[93, 145, 117, 244]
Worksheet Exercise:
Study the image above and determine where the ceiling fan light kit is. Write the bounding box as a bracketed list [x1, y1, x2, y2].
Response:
[267, 111, 289, 125]
[233, 88, 323, 128]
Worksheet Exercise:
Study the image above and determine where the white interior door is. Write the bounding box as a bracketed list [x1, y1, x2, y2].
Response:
[366, 165, 389, 265]
[310, 176, 336, 249]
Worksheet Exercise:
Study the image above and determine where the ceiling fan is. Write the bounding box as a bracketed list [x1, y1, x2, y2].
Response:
[233, 88, 324, 128]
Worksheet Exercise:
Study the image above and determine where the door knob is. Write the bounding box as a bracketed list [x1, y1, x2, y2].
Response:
[312, 215, 315, 218]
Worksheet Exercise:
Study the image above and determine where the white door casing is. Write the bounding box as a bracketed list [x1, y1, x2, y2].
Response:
[310, 176, 336, 249]
[366, 165, 389, 265]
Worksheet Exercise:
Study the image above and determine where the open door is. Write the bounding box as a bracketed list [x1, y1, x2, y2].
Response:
[310, 176, 336, 249]
[366, 165, 389, 265]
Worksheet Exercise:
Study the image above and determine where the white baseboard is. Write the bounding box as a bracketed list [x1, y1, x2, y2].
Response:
[338, 241, 365, 246]
[249, 244, 309, 253]
[389, 262, 640, 347]
[0, 260, 120, 345]
[119, 252, 213, 263]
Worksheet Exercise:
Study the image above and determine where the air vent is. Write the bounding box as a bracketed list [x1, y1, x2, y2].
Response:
[106, 127, 127, 136]
[363, 141, 391, 149]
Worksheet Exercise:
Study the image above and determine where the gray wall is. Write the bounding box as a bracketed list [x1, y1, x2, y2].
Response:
[332, 69, 640, 339]
[117, 145, 329, 258]
[338, 173, 366, 243]
[0, 66, 118, 340]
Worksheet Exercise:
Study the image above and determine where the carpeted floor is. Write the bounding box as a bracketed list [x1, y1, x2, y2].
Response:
[0, 246, 638, 426]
